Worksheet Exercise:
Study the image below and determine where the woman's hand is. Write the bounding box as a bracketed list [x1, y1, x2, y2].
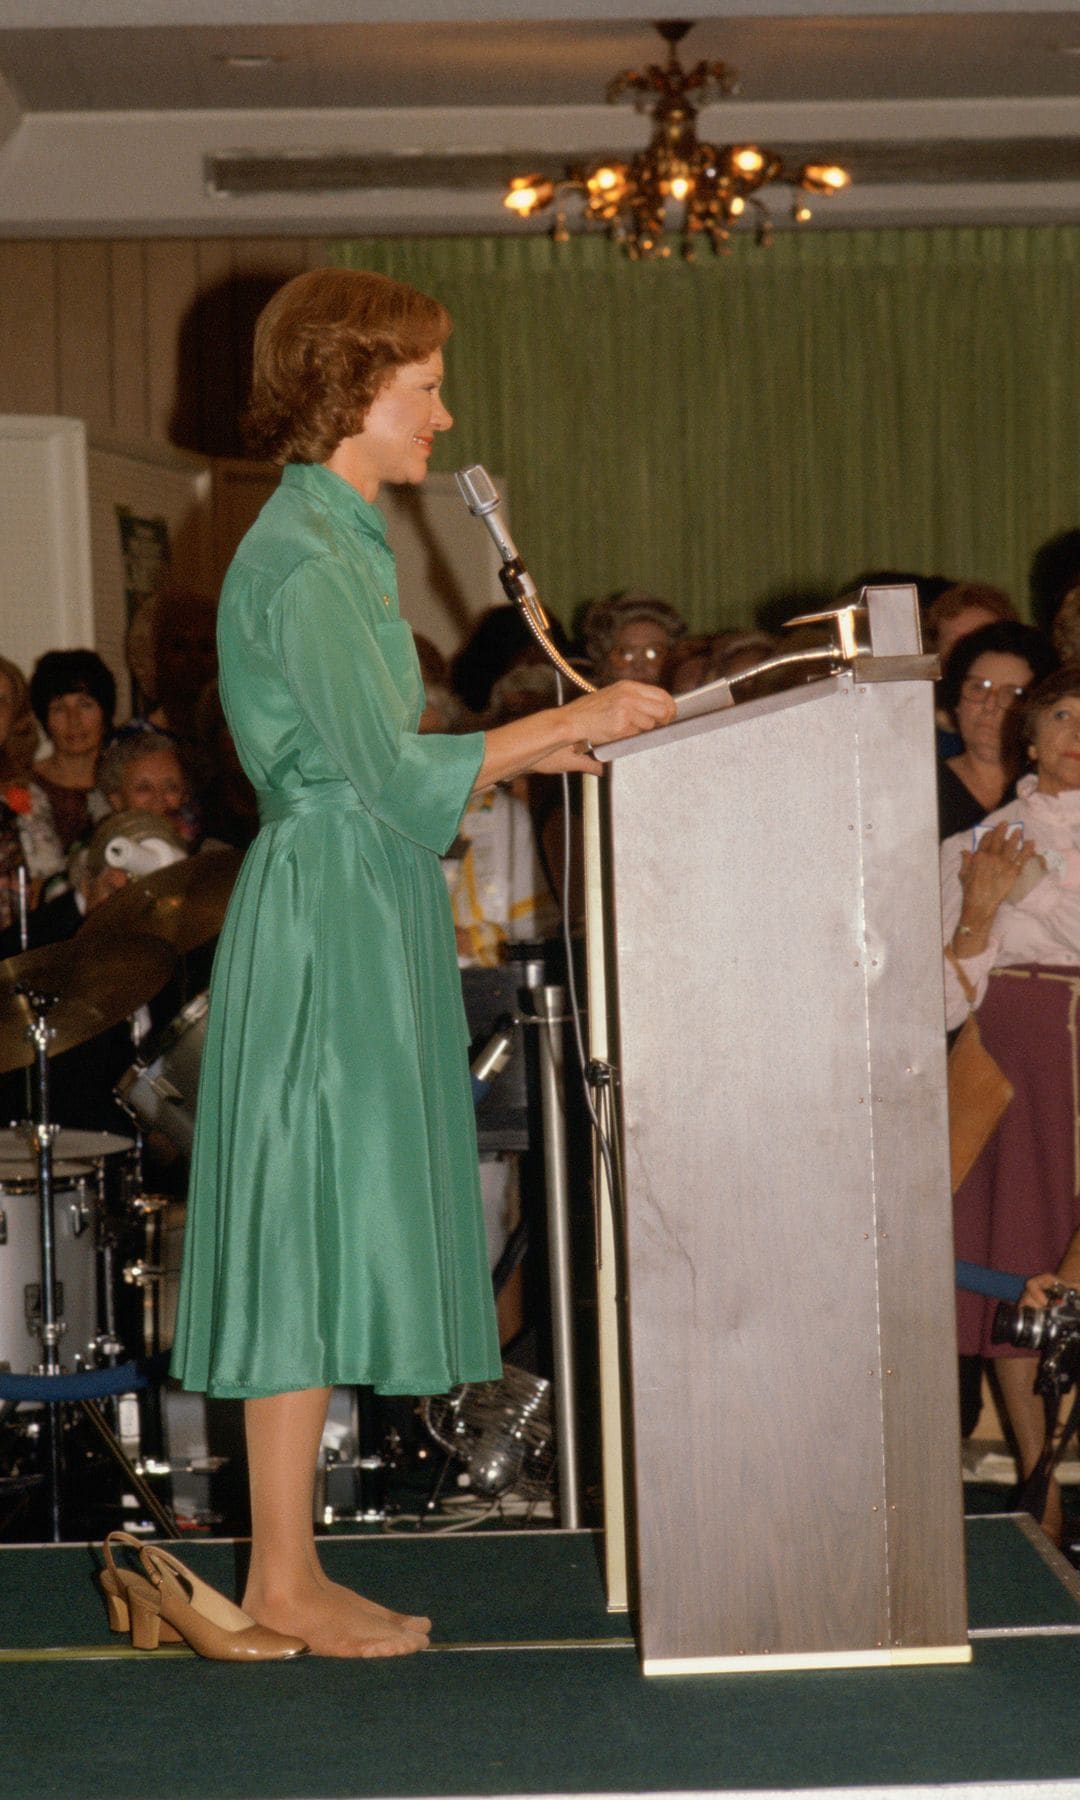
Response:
[560, 679, 676, 747]
[1020, 1273, 1060, 1310]
[475, 680, 675, 789]
[952, 822, 1042, 957]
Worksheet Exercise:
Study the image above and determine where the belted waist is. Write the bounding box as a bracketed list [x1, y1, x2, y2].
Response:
[257, 782, 363, 825]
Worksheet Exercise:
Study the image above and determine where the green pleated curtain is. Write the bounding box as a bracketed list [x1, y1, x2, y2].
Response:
[330, 228, 1080, 636]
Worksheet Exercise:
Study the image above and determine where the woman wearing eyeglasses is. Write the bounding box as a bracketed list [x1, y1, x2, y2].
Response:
[581, 592, 687, 690]
[936, 620, 1057, 841]
[942, 666, 1080, 1542]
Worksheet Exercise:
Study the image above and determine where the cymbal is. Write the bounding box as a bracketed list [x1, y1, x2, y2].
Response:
[0, 1123, 133, 1168]
[0, 933, 176, 1073]
[77, 845, 242, 957]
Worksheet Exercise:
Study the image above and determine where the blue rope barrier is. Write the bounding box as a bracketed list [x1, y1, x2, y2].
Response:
[955, 1260, 1025, 1304]
[0, 1353, 170, 1403]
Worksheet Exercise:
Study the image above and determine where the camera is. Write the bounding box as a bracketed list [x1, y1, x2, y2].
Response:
[992, 1287, 1080, 1397]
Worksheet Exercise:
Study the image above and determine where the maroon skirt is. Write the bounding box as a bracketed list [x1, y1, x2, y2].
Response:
[953, 963, 1080, 1357]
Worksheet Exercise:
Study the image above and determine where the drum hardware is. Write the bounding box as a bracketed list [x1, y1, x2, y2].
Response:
[0, 937, 181, 1542]
[124, 1257, 165, 1286]
[115, 993, 209, 1158]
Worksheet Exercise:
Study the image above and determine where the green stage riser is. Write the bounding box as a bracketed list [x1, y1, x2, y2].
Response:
[1, 1521, 1079, 1799]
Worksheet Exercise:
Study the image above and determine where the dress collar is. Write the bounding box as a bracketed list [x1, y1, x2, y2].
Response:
[281, 461, 389, 546]
[1017, 772, 1080, 822]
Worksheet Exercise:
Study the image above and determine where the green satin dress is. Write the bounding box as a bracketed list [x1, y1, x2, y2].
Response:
[170, 463, 501, 1398]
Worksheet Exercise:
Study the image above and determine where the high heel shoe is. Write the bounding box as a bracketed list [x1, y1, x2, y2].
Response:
[100, 1532, 182, 1645]
[100, 1534, 308, 1661]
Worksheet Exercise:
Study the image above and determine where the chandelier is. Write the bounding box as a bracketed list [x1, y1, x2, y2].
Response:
[503, 19, 850, 261]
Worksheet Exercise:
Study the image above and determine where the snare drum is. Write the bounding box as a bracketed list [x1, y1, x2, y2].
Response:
[116, 993, 208, 1156]
[0, 1166, 99, 1371]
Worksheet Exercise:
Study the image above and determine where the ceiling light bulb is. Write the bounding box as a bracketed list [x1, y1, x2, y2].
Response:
[729, 195, 746, 217]
[503, 175, 554, 217]
[733, 147, 765, 175]
[669, 175, 692, 202]
[801, 163, 850, 193]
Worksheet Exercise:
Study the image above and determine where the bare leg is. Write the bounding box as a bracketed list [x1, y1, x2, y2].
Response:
[241, 1388, 430, 1657]
[995, 1357, 1063, 1545]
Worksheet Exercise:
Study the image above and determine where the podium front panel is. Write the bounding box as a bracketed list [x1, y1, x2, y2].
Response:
[604, 670, 967, 1671]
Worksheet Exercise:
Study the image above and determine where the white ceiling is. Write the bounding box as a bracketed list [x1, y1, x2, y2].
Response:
[0, 1, 1078, 237]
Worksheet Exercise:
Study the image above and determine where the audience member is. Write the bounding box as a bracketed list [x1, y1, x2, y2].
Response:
[0, 653, 40, 778]
[97, 727, 197, 847]
[924, 582, 1017, 663]
[27, 649, 114, 852]
[5, 809, 186, 953]
[935, 621, 1056, 841]
[192, 680, 259, 850]
[942, 667, 1080, 1541]
[451, 606, 570, 718]
[129, 585, 219, 753]
[842, 569, 955, 613]
[0, 806, 191, 1136]
[708, 630, 780, 682]
[412, 635, 472, 733]
[1051, 586, 1080, 666]
[1030, 529, 1080, 636]
[581, 592, 686, 690]
[0, 653, 64, 912]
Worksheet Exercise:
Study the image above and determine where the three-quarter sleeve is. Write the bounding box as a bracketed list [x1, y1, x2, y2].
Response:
[275, 552, 484, 855]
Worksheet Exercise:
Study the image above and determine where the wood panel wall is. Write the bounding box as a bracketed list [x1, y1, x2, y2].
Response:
[0, 238, 328, 453]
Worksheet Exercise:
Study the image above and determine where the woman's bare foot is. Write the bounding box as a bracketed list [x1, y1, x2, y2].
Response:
[244, 1572, 429, 1659]
[310, 1560, 431, 1636]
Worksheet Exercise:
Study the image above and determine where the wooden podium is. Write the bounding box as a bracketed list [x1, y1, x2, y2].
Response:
[588, 594, 970, 1675]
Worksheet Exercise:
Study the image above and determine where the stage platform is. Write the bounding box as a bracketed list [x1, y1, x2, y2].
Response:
[3, 1517, 1080, 1799]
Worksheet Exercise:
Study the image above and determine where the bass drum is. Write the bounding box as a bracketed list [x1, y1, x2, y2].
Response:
[115, 992, 208, 1156]
[0, 1168, 99, 1372]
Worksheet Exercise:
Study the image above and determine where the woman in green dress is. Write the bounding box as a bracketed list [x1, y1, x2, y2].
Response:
[170, 267, 674, 1658]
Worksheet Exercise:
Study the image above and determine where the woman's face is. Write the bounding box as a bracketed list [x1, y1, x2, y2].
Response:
[953, 651, 1033, 762]
[1031, 694, 1080, 796]
[604, 620, 673, 687]
[350, 352, 452, 496]
[46, 690, 106, 758]
[111, 747, 188, 826]
[0, 672, 14, 750]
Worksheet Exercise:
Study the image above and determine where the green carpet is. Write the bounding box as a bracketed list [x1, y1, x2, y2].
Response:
[1, 1519, 1079, 1798]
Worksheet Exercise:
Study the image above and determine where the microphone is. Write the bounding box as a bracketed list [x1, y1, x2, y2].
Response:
[454, 464, 596, 694]
[454, 464, 540, 607]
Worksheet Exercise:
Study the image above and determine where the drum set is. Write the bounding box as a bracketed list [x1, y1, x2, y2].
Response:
[0, 849, 240, 1541]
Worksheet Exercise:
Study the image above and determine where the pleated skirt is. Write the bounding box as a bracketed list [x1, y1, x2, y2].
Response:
[170, 789, 501, 1398]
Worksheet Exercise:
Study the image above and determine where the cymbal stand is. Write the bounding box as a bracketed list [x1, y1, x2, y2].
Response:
[14, 862, 33, 1120]
[18, 983, 64, 1540]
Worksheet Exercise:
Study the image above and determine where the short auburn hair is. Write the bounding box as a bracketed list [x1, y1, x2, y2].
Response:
[243, 268, 452, 464]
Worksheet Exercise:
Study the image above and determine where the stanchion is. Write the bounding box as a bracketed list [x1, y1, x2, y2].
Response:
[520, 961, 580, 1530]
